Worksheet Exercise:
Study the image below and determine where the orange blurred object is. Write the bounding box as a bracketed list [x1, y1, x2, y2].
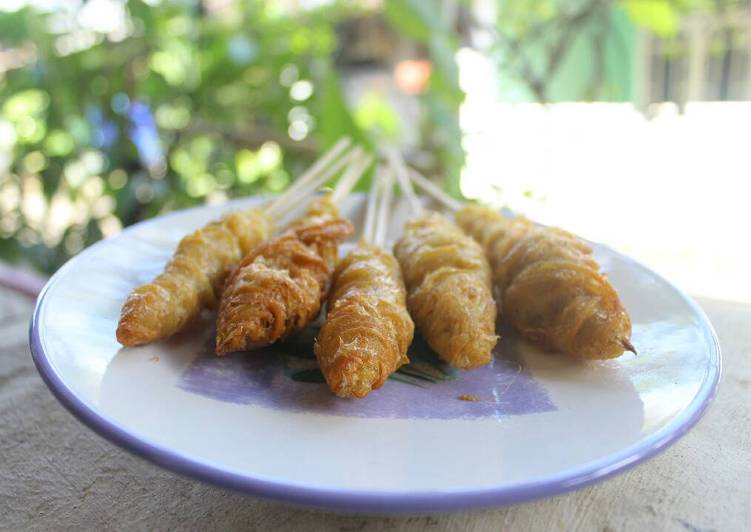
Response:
[394, 59, 431, 95]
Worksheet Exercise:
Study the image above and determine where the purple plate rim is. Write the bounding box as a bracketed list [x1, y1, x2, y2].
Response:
[28, 199, 722, 513]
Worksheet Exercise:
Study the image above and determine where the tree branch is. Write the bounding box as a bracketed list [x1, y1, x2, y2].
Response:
[470, 0, 610, 102]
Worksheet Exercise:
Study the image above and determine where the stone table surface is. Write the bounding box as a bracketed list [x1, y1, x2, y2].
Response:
[1, 285, 748, 531]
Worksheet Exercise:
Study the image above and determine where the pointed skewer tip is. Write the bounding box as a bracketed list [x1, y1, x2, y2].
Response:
[622, 338, 637, 355]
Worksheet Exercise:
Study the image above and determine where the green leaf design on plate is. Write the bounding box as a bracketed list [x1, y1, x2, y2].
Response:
[289, 368, 326, 383]
[388, 373, 429, 388]
[396, 333, 458, 384]
[282, 328, 457, 389]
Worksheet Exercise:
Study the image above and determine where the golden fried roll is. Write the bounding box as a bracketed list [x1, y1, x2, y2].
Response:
[116, 208, 271, 346]
[215, 197, 353, 354]
[455, 204, 632, 359]
[393, 212, 497, 369]
[315, 244, 414, 398]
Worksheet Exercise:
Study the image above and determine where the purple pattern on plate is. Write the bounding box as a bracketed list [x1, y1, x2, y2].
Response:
[178, 333, 556, 420]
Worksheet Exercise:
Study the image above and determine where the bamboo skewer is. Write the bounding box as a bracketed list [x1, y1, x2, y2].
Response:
[387, 147, 499, 369]
[214, 147, 371, 354]
[330, 148, 372, 205]
[362, 165, 384, 244]
[361, 164, 395, 245]
[373, 165, 396, 247]
[266, 138, 355, 218]
[314, 161, 414, 398]
[117, 137, 360, 347]
[408, 169, 463, 212]
[410, 164, 636, 359]
[382, 145, 423, 215]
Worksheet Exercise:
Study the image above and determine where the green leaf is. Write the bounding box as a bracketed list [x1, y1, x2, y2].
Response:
[427, 34, 463, 105]
[384, 0, 443, 43]
[3, 89, 49, 121]
[388, 373, 429, 388]
[0, 8, 31, 43]
[290, 368, 326, 384]
[353, 91, 401, 141]
[622, 0, 679, 37]
[313, 59, 367, 150]
[2, 0, 453, 271]
[398, 333, 459, 383]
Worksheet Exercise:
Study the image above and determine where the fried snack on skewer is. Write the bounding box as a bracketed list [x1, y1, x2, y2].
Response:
[116, 139, 354, 347]
[215, 152, 371, 354]
[393, 212, 497, 369]
[116, 208, 271, 346]
[455, 204, 633, 359]
[315, 168, 414, 398]
[384, 147, 497, 369]
[215, 195, 353, 354]
[316, 245, 413, 397]
[408, 170, 634, 359]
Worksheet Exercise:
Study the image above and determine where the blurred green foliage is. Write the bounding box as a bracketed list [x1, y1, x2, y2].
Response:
[0, 1, 360, 272]
[2, 0, 716, 274]
[384, 0, 465, 198]
[1, 0, 466, 274]
[492, 0, 719, 102]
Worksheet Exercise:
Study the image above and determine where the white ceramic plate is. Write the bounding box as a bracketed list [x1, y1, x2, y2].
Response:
[30, 195, 720, 512]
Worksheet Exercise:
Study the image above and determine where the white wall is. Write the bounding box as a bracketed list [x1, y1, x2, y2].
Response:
[458, 48, 751, 302]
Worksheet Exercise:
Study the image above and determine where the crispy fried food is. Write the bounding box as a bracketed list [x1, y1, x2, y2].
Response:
[315, 244, 414, 398]
[455, 204, 632, 359]
[215, 196, 353, 354]
[116, 208, 271, 347]
[393, 212, 498, 369]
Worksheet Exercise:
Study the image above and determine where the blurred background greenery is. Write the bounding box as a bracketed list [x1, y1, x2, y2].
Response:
[1, 0, 749, 276]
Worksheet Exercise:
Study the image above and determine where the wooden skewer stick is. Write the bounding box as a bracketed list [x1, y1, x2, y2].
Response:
[286, 136, 351, 195]
[330, 148, 373, 205]
[272, 146, 370, 220]
[374, 165, 396, 247]
[291, 146, 359, 209]
[410, 161, 638, 359]
[362, 165, 384, 244]
[408, 169, 463, 212]
[267, 142, 358, 218]
[382, 145, 422, 215]
[266, 137, 351, 216]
